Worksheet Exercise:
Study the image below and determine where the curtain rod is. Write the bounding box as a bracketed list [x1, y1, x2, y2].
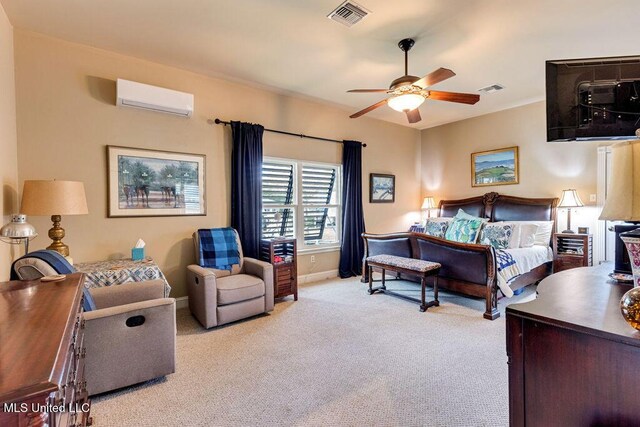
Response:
[212, 118, 366, 147]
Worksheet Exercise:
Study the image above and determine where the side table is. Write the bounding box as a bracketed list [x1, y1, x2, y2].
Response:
[553, 233, 593, 273]
[260, 238, 298, 300]
[75, 257, 171, 297]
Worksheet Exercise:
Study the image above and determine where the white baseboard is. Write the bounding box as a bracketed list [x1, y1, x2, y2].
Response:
[174, 269, 339, 310]
[175, 295, 189, 310]
[298, 269, 339, 284]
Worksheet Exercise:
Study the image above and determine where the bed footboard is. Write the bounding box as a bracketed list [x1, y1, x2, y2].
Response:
[413, 236, 498, 320]
[361, 232, 499, 320]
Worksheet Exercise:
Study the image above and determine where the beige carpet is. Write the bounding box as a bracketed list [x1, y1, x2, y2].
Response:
[91, 277, 535, 426]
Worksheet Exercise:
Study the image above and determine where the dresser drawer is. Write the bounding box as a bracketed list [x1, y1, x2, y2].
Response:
[554, 256, 584, 272]
[275, 266, 293, 281]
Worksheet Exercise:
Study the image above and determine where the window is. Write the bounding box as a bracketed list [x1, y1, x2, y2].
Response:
[262, 158, 341, 251]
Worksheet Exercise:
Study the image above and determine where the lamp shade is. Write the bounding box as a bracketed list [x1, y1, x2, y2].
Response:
[21, 180, 89, 216]
[387, 94, 425, 112]
[558, 189, 584, 208]
[600, 140, 640, 221]
[421, 197, 436, 210]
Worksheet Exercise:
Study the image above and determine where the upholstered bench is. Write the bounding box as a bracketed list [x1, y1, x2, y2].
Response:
[366, 254, 441, 312]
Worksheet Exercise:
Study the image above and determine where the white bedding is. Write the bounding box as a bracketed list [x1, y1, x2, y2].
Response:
[497, 246, 553, 298]
[505, 246, 553, 274]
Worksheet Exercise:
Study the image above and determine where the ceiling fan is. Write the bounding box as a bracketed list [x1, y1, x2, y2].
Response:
[348, 38, 480, 124]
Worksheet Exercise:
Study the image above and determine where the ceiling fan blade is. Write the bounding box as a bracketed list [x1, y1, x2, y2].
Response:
[428, 90, 480, 105]
[413, 68, 456, 88]
[347, 89, 389, 93]
[350, 99, 388, 119]
[406, 109, 422, 124]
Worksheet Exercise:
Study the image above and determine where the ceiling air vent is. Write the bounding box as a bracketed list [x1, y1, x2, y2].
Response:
[478, 84, 505, 93]
[327, 1, 370, 27]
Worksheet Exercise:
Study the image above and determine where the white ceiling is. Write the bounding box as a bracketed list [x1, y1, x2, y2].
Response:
[3, 0, 640, 129]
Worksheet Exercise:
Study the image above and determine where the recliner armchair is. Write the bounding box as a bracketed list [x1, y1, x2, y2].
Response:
[187, 229, 274, 328]
[12, 252, 176, 395]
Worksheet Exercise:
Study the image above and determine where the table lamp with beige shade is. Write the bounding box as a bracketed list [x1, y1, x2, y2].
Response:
[421, 196, 436, 220]
[598, 139, 640, 330]
[20, 180, 88, 257]
[558, 189, 584, 233]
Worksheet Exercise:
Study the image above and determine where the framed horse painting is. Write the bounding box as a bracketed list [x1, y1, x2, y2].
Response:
[107, 146, 206, 217]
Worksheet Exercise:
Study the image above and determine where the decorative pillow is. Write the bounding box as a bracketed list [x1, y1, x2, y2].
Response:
[456, 209, 487, 221]
[518, 223, 539, 248]
[532, 221, 554, 246]
[479, 223, 514, 249]
[510, 221, 552, 247]
[424, 218, 451, 238]
[444, 210, 486, 244]
[491, 221, 520, 248]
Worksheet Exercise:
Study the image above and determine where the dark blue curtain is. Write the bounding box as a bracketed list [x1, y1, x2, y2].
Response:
[339, 140, 366, 278]
[230, 121, 264, 259]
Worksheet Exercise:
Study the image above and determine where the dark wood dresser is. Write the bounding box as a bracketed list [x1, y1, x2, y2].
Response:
[0, 273, 92, 427]
[506, 264, 640, 427]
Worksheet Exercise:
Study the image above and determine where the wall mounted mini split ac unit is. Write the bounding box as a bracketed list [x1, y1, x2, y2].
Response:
[116, 79, 194, 117]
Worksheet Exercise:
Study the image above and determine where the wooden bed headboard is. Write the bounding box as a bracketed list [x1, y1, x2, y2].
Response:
[438, 192, 558, 223]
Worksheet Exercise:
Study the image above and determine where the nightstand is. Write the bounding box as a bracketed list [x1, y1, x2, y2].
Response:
[553, 233, 593, 273]
[260, 238, 298, 301]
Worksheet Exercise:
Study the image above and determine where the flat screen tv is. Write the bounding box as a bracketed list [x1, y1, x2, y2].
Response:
[546, 55, 640, 142]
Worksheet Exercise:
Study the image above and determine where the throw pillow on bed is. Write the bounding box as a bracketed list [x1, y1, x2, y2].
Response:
[518, 223, 539, 248]
[444, 209, 486, 244]
[479, 223, 514, 249]
[509, 221, 550, 247]
[491, 221, 520, 248]
[424, 217, 451, 238]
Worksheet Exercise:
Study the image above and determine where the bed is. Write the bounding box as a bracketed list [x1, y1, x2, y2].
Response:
[362, 192, 558, 319]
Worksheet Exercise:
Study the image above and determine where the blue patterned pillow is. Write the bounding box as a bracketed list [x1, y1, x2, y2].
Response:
[424, 218, 451, 238]
[444, 210, 486, 243]
[479, 223, 514, 249]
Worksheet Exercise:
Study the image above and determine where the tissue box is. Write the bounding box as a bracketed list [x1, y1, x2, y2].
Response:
[131, 247, 145, 261]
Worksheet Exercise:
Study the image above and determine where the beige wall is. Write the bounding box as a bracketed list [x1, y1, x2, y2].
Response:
[14, 31, 421, 297]
[0, 4, 18, 281]
[421, 101, 602, 232]
[421, 101, 599, 201]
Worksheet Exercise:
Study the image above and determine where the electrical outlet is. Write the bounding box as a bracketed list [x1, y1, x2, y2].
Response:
[589, 194, 597, 203]
[310, 255, 316, 263]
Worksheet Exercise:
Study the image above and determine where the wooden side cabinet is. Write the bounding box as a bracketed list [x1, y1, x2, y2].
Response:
[553, 233, 592, 273]
[260, 238, 298, 300]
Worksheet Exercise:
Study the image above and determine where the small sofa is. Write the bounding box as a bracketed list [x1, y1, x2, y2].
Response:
[362, 192, 558, 320]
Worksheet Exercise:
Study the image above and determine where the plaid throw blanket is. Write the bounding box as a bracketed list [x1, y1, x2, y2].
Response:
[495, 249, 521, 298]
[197, 228, 240, 271]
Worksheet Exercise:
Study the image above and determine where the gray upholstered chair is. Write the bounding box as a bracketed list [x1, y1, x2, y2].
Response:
[12, 255, 176, 396]
[187, 229, 274, 328]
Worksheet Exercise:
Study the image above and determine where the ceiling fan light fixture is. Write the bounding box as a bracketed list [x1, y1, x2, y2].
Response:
[387, 94, 425, 112]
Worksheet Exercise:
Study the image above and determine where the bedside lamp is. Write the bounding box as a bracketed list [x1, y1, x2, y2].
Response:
[558, 189, 583, 233]
[20, 180, 88, 257]
[421, 196, 436, 219]
[0, 214, 38, 254]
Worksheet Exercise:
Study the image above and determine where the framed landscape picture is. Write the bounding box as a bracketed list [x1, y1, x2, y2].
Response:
[107, 146, 206, 217]
[471, 146, 519, 187]
[370, 173, 395, 203]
